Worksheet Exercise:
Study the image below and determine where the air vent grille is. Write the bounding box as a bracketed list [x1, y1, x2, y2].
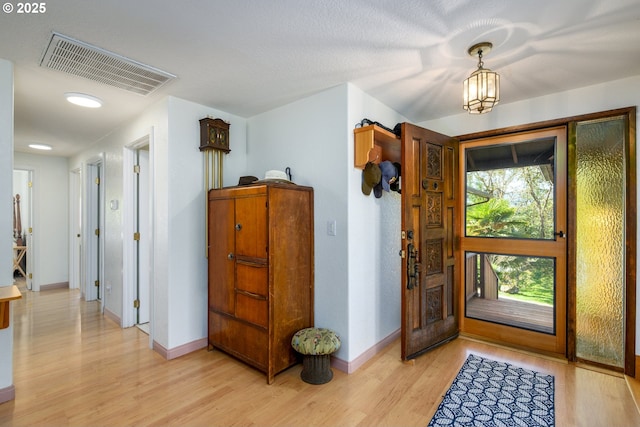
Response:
[40, 32, 175, 96]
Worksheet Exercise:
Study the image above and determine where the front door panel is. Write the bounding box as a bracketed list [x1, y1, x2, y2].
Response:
[401, 123, 459, 360]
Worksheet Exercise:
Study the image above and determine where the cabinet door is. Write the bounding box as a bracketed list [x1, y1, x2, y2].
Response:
[235, 195, 268, 259]
[208, 198, 235, 315]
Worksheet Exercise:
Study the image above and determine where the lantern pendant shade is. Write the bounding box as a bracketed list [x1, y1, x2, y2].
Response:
[463, 42, 500, 114]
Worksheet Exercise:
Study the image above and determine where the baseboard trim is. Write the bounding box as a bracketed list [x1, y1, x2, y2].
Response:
[103, 307, 121, 327]
[0, 384, 15, 404]
[40, 282, 69, 291]
[331, 328, 400, 374]
[153, 337, 208, 360]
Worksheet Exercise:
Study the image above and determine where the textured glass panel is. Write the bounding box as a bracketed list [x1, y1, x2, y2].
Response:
[575, 117, 625, 368]
[465, 252, 555, 334]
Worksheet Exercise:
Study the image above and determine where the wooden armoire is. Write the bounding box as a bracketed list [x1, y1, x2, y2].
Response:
[207, 182, 314, 384]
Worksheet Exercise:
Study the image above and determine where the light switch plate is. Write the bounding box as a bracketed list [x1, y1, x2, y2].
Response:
[327, 220, 337, 236]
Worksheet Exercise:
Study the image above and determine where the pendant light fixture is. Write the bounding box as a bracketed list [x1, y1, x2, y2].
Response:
[463, 42, 500, 114]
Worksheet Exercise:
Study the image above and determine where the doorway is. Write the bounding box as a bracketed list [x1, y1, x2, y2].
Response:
[84, 160, 103, 304]
[455, 107, 636, 374]
[135, 147, 151, 327]
[459, 127, 567, 356]
[123, 134, 153, 341]
[12, 169, 32, 290]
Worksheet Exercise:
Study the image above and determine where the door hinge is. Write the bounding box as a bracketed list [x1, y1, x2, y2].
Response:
[133, 165, 140, 174]
[28, 227, 32, 233]
[95, 228, 100, 236]
[401, 230, 407, 240]
[134, 232, 140, 241]
[133, 299, 140, 308]
[28, 273, 32, 279]
[94, 280, 100, 287]
[95, 177, 100, 185]
[28, 181, 32, 188]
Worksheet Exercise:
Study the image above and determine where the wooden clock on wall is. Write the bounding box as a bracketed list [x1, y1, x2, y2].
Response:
[199, 117, 231, 153]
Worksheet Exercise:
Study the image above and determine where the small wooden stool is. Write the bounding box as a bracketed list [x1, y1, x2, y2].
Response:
[291, 327, 341, 384]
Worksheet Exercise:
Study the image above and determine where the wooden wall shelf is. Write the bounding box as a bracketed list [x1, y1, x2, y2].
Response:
[354, 124, 400, 169]
[0, 285, 21, 329]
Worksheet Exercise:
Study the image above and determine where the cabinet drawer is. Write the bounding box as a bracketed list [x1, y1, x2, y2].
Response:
[236, 263, 268, 296]
[208, 312, 268, 371]
[235, 293, 268, 328]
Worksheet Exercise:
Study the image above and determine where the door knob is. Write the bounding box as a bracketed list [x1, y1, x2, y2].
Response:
[227, 253, 234, 260]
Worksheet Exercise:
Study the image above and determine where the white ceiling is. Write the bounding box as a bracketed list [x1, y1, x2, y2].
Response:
[1, 0, 639, 157]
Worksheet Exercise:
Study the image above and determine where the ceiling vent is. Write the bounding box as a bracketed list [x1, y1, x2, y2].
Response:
[40, 32, 176, 96]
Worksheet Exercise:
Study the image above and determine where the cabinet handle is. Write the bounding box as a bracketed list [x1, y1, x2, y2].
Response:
[235, 223, 242, 231]
[227, 253, 234, 260]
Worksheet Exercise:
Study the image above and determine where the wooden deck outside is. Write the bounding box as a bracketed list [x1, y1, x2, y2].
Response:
[466, 295, 554, 334]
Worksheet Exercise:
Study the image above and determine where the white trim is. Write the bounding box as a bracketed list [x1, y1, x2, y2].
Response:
[123, 129, 155, 350]
[331, 329, 400, 374]
[152, 338, 207, 360]
[0, 384, 15, 404]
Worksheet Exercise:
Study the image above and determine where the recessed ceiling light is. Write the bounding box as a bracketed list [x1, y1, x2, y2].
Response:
[64, 92, 103, 108]
[28, 143, 53, 151]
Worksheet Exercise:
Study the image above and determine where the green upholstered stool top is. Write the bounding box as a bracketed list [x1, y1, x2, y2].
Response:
[291, 327, 341, 355]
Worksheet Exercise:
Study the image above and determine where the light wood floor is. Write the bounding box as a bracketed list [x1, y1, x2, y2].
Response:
[2, 285, 640, 427]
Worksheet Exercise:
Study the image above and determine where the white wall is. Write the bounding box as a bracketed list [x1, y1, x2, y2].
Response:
[14, 152, 69, 290]
[346, 84, 407, 362]
[247, 84, 408, 364]
[419, 75, 640, 355]
[0, 58, 14, 396]
[69, 96, 248, 351]
[247, 85, 351, 358]
[70, 98, 169, 331]
[165, 96, 247, 349]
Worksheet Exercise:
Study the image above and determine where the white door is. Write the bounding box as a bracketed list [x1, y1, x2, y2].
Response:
[137, 148, 150, 324]
[69, 168, 82, 290]
[85, 162, 102, 302]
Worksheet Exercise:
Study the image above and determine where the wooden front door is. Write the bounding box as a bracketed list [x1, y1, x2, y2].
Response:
[401, 123, 459, 360]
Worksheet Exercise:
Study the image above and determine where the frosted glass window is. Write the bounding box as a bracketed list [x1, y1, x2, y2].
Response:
[575, 117, 625, 368]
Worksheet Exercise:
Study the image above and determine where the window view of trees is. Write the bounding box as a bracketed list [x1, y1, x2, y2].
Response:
[466, 166, 554, 239]
[466, 164, 555, 306]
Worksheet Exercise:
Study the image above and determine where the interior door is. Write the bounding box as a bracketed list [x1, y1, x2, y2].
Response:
[136, 148, 150, 324]
[401, 123, 459, 360]
[85, 162, 101, 302]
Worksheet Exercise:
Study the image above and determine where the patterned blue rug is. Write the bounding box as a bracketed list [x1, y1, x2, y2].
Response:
[427, 354, 554, 427]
